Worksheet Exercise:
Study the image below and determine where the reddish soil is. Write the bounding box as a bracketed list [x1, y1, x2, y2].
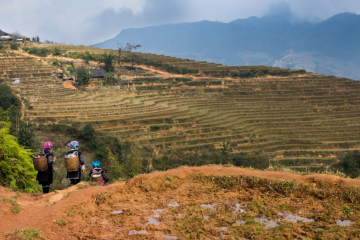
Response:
[1, 166, 360, 239]
[63, 81, 77, 90]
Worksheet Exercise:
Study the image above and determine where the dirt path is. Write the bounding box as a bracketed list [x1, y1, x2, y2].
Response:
[1, 166, 360, 239]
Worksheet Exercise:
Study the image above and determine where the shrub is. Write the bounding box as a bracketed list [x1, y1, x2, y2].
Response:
[0, 84, 21, 111]
[53, 47, 61, 56]
[336, 151, 360, 178]
[16, 121, 37, 151]
[75, 66, 92, 86]
[122, 150, 142, 178]
[150, 125, 160, 131]
[78, 124, 95, 141]
[0, 119, 39, 192]
[164, 118, 173, 124]
[102, 52, 115, 72]
[233, 152, 270, 170]
[27, 47, 51, 57]
[0, 43, 3, 50]
[10, 42, 18, 50]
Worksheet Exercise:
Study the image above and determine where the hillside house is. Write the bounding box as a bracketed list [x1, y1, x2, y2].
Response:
[87, 69, 106, 79]
[0, 30, 14, 41]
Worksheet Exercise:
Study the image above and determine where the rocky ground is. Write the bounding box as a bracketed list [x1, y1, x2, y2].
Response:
[1, 166, 360, 239]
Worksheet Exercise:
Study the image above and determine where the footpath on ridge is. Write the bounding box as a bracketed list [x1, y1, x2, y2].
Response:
[1, 166, 360, 239]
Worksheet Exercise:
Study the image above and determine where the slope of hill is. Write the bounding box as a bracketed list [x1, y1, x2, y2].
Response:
[1, 44, 360, 173]
[1, 166, 360, 239]
[94, 12, 360, 80]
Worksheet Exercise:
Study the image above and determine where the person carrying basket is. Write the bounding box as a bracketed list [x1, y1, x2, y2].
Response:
[89, 161, 109, 185]
[65, 141, 85, 186]
[36, 142, 56, 194]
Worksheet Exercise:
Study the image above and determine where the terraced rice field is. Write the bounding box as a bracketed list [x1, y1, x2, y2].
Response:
[1, 46, 360, 172]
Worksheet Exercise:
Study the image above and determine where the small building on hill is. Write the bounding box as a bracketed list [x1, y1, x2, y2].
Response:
[0, 30, 14, 41]
[88, 69, 106, 79]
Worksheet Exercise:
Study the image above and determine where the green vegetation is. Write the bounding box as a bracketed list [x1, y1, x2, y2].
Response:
[335, 151, 360, 178]
[0, 43, 3, 50]
[233, 152, 270, 170]
[53, 47, 61, 56]
[102, 52, 115, 72]
[0, 84, 36, 150]
[0, 117, 38, 191]
[0, 84, 20, 111]
[55, 220, 66, 227]
[25, 47, 51, 57]
[6, 229, 42, 240]
[10, 42, 18, 50]
[2, 197, 21, 213]
[2, 44, 360, 185]
[75, 66, 92, 85]
[47, 122, 142, 183]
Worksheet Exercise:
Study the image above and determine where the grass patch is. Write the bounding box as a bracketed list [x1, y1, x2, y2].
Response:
[2, 197, 21, 214]
[55, 219, 67, 227]
[6, 229, 42, 240]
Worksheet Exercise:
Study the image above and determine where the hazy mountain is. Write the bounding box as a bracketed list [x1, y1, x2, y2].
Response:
[94, 12, 360, 80]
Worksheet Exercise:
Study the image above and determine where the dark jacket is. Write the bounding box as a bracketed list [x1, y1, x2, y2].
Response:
[89, 167, 109, 183]
[36, 150, 54, 184]
[66, 149, 84, 180]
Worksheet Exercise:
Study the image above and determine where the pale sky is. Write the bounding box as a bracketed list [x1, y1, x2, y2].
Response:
[0, 0, 359, 45]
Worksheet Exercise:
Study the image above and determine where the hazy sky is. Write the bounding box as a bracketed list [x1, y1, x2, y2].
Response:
[0, 0, 359, 45]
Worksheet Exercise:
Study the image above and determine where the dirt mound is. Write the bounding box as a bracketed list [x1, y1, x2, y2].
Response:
[63, 81, 77, 89]
[1, 166, 360, 239]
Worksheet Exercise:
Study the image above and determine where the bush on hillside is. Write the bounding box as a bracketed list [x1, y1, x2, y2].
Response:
[27, 47, 51, 57]
[122, 149, 142, 178]
[335, 151, 360, 178]
[0, 84, 37, 150]
[0, 84, 21, 111]
[10, 42, 18, 50]
[0, 43, 3, 50]
[16, 121, 37, 151]
[78, 124, 97, 150]
[75, 66, 92, 86]
[102, 52, 115, 72]
[233, 152, 270, 170]
[78, 123, 95, 141]
[0, 120, 38, 192]
[53, 47, 61, 56]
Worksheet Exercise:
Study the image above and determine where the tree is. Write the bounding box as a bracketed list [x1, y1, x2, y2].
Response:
[78, 123, 95, 141]
[117, 43, 123, 68]
[11, 31, 22, 39]
[0, 84, 21, 111]
[122, 149, 142, 178]
[102, 52, 115, 72]
[0, 117, 38, 192]
[31, 36, 40, 43]
[16, 121, 37, 150]
[75, 66, 92, 86]
[125, 43, 142, 67]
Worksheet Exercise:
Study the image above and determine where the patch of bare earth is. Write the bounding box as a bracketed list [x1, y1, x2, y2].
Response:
[1, 166, 360, 239]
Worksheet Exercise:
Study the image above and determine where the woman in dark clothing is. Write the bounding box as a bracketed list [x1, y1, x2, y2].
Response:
[36, 142, 56, 194]
[66, 141, 85, 186]
[89, 161, 109, 185]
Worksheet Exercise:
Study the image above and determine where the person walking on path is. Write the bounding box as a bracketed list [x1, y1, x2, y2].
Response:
[36, 142, 56, 194]
[89, 161, 109, 185]
[66, 141, 85, 186]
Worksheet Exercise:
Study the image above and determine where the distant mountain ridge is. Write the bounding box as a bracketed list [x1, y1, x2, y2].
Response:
[94, 12, 360, 80]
